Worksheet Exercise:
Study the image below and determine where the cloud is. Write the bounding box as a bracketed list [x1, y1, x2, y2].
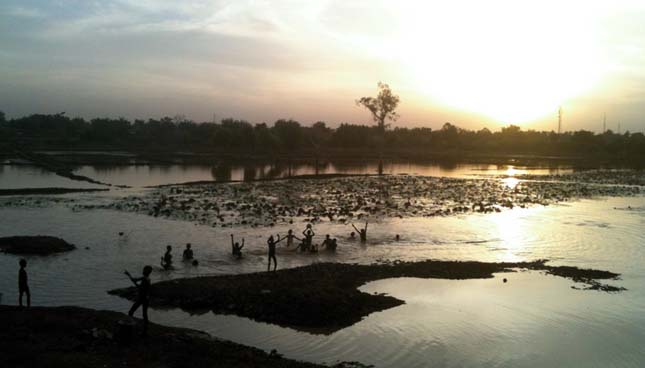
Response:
[1, 0, 645, 132]
[1, 6, 46, 18]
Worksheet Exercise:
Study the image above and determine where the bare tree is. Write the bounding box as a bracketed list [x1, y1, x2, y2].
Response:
[356, 82, 400, 174]
[356, 82, 400, 134]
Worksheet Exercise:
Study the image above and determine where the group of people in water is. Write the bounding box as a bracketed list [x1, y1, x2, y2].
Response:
[157, 221, 370, 272]
[123, 221, 370, 335]
[159, 243, 199, 270]
[282, 225, 338, 253]
[263, 222, 369, 271]
[14, 221, 374, 338]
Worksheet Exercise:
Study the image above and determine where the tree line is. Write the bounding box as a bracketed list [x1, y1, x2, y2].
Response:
[1, 111, 644, 158]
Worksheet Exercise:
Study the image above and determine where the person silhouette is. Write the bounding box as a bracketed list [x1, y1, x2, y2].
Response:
[285, 229, 299, 247]
[231, 234, 244, 259]
[267, 235, 285, 271]
[302, 224, 315, 249]
[18, 259, 30, 308]
[329, 238, 338, 252]
[182, 243, 193, 261]
[161, 245, 172, 269]
[294, 238, 308, 252]
[322, 234, 332, 250]
[125, 265, 153, 337]
[352, 221, 368, 242]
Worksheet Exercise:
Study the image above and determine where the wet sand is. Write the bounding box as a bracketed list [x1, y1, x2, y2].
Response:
[0, 305, 333, 368]
[109, 260, 625, 334]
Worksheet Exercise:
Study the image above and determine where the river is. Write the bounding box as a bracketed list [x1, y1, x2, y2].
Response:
[0, 162, 643, 367]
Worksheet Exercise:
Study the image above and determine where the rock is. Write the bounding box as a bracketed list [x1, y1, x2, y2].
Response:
[91, 327, 113, 340]
[0, 236, 76, 255]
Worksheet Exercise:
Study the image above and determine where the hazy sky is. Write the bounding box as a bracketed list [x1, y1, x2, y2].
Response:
[1, 0, 645, 132]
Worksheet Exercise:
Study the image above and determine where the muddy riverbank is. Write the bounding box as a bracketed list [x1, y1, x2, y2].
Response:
[0, 305, 352, 368]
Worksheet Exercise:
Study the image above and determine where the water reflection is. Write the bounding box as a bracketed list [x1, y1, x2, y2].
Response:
[64, 161, 574, 188]
[242, 165, 255, 181]
[212, 165, 231, 182]
[0, 161, 575, 189]
[0, 165, 104, 189]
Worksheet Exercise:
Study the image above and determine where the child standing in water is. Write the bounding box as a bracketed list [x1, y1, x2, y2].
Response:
[125, 265, 153, 337]
[18, 259, 30, 308]
[352, 221, 368, 242]
[302, 224, 315, 249]
[182, 243, 194, 260]
[231, 234, 245, 259]
[267, 235, 285, 271]
[285, 229, 299, 248]
[161, 245, 173, 269]
[321, 234, 332, 250]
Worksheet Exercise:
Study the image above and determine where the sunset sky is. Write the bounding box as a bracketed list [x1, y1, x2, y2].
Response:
[1, 0, 644, 132]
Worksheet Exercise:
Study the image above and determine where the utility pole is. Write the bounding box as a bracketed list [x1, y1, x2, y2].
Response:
[603, 113, 606, 133]
[558, 106, 562, 134]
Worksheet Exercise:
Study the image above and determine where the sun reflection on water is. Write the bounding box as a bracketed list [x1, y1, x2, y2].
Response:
[501, 177, 520, 189]
[490, 210, 525, 262]
[501, 165, 522, 189]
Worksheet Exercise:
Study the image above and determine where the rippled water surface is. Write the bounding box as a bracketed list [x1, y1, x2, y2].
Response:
[0, 164, 643, 367]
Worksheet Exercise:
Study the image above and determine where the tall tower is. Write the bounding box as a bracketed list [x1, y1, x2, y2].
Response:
[558, 106, 562, 134]
[603, 113, 606, 133]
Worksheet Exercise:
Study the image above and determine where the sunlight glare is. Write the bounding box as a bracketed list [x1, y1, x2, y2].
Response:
[390, 1, 606, 124]
[490, 210, 525, 262]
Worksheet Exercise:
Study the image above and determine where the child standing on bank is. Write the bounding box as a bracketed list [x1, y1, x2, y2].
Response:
[18, 259, 30, 307]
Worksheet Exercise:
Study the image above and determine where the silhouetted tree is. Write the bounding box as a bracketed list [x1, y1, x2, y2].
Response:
[356, 82, 400, 174]
[356, 82, 400, 133]
[272, 119, 302, 176]
[272, 119, 302, 149]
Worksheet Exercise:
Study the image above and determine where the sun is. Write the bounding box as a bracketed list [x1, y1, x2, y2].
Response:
[389, 1, 606, 124]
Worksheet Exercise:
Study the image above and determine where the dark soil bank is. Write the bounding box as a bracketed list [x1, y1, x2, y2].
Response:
[0, 305, 333, 368]
[0, 236, 76, 255]
[110, 260, 625, 334]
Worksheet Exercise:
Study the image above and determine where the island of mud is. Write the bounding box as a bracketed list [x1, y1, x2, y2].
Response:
[0, 235, 76, 255]
[109, 260, 625, 334]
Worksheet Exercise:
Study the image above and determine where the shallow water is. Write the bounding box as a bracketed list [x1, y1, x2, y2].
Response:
[70, 162, 573, 187]
[154, 272, 645, 368]
[1, 194, 644, 367]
